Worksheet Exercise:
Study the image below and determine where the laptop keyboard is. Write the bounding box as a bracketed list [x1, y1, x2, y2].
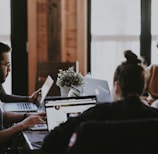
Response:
[17, 103, 32, 110]
[29, 124, 48, 130]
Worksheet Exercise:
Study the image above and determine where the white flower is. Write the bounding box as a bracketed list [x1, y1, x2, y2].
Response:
[56, 67, 84, 87]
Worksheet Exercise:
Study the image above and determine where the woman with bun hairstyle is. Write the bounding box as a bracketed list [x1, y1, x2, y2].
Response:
[41, 50, 158, 154]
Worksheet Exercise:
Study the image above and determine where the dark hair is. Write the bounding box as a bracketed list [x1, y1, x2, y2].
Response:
[0, 42, 11, 61]
[113, 50, 146, 97]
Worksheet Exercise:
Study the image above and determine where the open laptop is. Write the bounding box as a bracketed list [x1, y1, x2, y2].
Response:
[30, 95, 97, 131]
[45, 95, 97, 132]
[82, 77, 112, 103]
[2, 75, 54, 112]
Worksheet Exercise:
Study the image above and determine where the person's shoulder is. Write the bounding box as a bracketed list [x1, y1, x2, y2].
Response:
[96, 101, 115, 106]
[95, 101, 123, 110]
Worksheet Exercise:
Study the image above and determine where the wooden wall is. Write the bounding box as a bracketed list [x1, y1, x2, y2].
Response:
[27, 0, 87, 94]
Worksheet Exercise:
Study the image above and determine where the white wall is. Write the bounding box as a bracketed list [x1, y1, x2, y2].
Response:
[0, 0, 11, 94]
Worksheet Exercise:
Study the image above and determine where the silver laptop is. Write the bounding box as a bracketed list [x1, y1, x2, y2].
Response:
[2, 75, 54, 112]
[82, 77, 112, 103]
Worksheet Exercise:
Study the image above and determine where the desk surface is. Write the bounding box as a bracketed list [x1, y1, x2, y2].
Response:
[22, 130, 48, 151]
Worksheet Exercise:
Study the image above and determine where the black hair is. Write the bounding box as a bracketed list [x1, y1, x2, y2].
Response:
[0, 42, 11, 61]
[113, 50, 146, 97]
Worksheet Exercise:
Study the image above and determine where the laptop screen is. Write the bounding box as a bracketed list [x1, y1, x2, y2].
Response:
[38, 75, 54, 109]
[83, 77, 112, 103]
[45, 96, 97, 132]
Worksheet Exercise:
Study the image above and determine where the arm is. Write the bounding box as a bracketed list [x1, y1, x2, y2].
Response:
[0, 120, 26, 144]
[3, 111, 46, 125]
[0, 84, 41, 103]
[0, 84, 29, 102]
[0, 111, 46, 144]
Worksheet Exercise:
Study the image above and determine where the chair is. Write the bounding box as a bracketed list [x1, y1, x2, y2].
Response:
[36, 61, 77, 96]
[65, 119, 158, 154]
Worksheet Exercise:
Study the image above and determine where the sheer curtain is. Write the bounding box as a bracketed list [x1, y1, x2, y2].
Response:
[151, 0, 158, 64]
[91, 0, 140, 90]
[0, 0, 11, 93]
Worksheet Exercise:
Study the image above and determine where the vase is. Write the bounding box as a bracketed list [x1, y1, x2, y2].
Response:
[60, 86, 70, 97]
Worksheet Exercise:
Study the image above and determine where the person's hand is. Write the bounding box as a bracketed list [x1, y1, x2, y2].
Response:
[21, 113, 46, 129]
[28, 88, 41, 104]
[27, 111, 46, 121]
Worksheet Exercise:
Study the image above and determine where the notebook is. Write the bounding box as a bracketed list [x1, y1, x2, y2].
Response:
[30, 95, 97, 131]
[82, 77, 112, 103]
[2, 75, 54, 112]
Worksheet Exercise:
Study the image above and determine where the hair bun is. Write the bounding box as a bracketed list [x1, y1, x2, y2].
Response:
[124, 50, 141, 64]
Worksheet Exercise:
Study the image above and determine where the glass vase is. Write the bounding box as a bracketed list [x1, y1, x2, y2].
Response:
[60, 86, 70, 97]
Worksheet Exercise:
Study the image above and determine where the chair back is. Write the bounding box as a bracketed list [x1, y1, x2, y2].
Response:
[66, 119, 158, 154]
[36, 61, 77, 96]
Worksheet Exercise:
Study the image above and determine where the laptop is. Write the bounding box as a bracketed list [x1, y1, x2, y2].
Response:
[82, 77, 112, 103]
[30, 95, 97, 131]
[45, 95, 97, 132]
[2, 75, 54, 112]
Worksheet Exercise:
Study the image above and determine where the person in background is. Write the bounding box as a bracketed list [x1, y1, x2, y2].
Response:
[0, 42, 46, 152]
[0, 41, 40, 103]
[41, 50, 158, 154]
[144, 64, 158, 107]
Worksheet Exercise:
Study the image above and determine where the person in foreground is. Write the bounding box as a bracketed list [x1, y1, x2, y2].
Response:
[0, 41, 40, 104]
[0, 107, 46, 150]
[41, 50, 158, 154]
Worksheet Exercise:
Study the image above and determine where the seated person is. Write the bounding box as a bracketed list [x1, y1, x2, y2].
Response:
[41, 50, 158, 154]
[0, 42, 40, 104]
[0, 106, 46, 151]
[142, 64, 158, 106]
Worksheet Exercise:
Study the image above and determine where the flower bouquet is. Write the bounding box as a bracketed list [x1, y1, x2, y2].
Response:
[56, 67, 84, 96]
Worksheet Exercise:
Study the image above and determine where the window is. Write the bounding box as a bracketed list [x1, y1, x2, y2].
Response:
[90, 0, 141, 90]
[151, 0, 158, 64]
[0, 0, 11, 93]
